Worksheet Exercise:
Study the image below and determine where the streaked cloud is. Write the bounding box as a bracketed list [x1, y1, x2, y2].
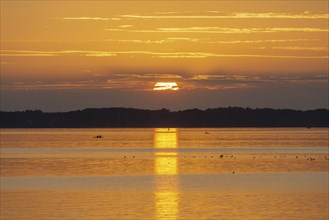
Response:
[158, 55, 209, 58]
[54, 12, 329, 23]
[187, 74, 328, 90]
[156, 27, 329, 33]
[90, 38, 322, 47]
[105, 39, 168, 44]
[105, 37, 202, 44]
[204, 39, 320, 44]
[189, 74, 328, 83]
[112, 73, 182, 79]
[190, 74, 227, 80]
[4, 38, 318, 46]
[2, 49, 328, 59]
[255, 46, 328, 51]
[120, 11, 329, 19]
[1, 53, 57, 57]
[84, 52, 118, 57]
[2, 79, 148, 91]
[105, 27, 329, 34]
[2, 81, 109, 91]
[1, 50, 117, 57]
[155, 53, 328, 59]
[119, 25, 133, 28]
[55, 17, 117, 21]
[165, 37, 201, 42]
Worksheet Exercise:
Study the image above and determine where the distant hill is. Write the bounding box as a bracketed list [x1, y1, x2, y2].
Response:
[1, 107, 328, 128]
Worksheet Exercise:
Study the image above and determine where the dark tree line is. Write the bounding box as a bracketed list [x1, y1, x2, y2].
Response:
[0, 107, 328, 128]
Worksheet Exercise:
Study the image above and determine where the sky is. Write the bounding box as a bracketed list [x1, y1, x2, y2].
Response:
[1, 1, 328, 111]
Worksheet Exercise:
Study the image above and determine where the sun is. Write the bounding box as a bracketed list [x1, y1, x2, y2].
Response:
[153, 82, 179, 91]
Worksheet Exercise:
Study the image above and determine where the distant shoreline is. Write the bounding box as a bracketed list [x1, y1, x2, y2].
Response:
[1, 107, 328, 128]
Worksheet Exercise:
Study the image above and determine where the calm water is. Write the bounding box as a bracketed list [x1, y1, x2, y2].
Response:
[1, 128, 328, 220]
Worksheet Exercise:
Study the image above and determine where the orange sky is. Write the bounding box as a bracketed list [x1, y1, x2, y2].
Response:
[1, 1, 328, 111]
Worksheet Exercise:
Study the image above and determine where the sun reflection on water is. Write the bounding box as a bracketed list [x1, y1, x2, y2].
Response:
[154, 128, 179, 220]
[155, 191, 179, 220]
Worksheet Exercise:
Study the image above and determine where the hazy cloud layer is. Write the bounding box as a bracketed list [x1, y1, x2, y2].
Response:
[2, 73, 327, 91]
[1, 2, 328, 111]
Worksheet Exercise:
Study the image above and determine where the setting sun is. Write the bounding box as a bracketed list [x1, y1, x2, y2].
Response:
[153, 82, 179, 91]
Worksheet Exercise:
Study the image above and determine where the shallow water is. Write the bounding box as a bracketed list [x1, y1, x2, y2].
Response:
[1, 128, 328, 219]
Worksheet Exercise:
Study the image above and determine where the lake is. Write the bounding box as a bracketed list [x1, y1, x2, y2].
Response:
[1, 128, 328, 219]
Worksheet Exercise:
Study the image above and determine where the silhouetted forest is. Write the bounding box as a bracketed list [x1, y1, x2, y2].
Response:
[1, 107, 328, 128]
